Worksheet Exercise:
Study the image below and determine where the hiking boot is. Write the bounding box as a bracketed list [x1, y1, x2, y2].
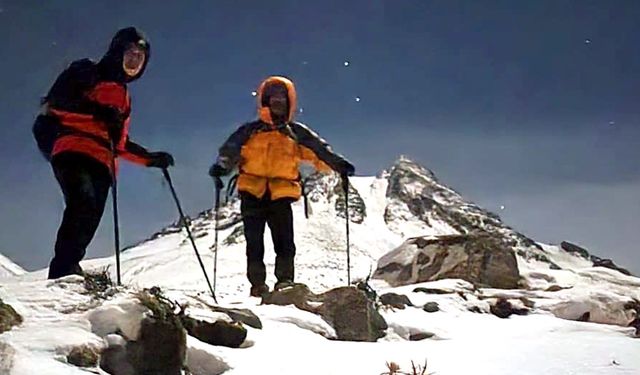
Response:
[249, 284, 269, 297]
[274, 280, 296, 291]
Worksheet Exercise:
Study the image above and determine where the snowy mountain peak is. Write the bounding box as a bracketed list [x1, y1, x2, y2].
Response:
[382, 156, 553, 266]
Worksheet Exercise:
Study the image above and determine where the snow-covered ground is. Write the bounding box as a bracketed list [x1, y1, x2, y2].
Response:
[1, 158, 638, 374]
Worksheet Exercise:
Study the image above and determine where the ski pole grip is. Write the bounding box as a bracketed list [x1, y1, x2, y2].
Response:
[214, 176, 224, 191]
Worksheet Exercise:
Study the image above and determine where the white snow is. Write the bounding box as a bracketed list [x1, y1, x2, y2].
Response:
[1, 164, 639, 374]
[0, 253, 25, 279]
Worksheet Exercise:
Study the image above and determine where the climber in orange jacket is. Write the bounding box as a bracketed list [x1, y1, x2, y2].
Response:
[209, 76, 355, 296]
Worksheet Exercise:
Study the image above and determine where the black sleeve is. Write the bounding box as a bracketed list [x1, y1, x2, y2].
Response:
[290, 122, 351, 172]
[43, 59, 100, 114]
[215, 121, 261, 171]
[124, 137, 151, 159]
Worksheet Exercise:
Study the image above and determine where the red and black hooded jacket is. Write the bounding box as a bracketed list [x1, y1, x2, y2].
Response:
[41, 27, 153, 174]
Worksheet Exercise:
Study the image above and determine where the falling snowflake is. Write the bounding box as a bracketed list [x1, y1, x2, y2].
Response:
[609, 121, 615, 125]
[299, 108, 304, 113]
[355, 96, 361, 102]
[52, 41, 57, 46]
[302, 61, 308, 65]
[585, 39, 591, 44]
[251, 91, 257, 97]
[500, 205, 505, 210]
[343, 61, 350, 67]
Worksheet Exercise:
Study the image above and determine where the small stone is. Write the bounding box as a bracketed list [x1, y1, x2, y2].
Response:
[423, 302, 439, 313]
[67, 345, 100, 368]
[409, 332, 435, 341]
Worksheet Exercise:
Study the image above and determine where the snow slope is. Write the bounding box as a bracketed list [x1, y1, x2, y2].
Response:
[0, 253, 25, 279]
[1, 157, 638, 374]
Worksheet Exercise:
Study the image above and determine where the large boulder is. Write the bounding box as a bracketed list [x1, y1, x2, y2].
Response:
[373, 233, 520, 289]
[318, 287, 387, 342]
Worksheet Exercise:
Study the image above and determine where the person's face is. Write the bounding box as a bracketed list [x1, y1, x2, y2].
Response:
[123, 44, 146, 77]
[265, 84, 288, 118]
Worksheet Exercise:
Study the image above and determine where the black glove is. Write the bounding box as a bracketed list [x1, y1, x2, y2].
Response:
[93, 105, 125, 141]
[208, 163, 229, 178]
[336, 160, 355, 177]
[147, 151, 174, 169]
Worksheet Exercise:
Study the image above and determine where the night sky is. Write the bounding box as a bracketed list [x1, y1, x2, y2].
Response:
[1, 1, 639, 274]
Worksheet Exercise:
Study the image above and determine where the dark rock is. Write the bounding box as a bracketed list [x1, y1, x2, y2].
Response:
[0, 299, 22, 333]
[319, 287, 387, 342]
[629, 318, 640, 337]
[423, 302, 439, 313]
[545, 285, 564, 292]
[413, 287, 453, 295]
[490, 298, 529, 319]
[519, 297, 536, 309]
[192, 297, 262, 330]
[355, 280, 378, 301]
[334, 180, 367, 224]
[127, 317, 186, 375]
[223, 225, 244, 246]
[591, 256, 633, 276]
[560, 242, 590, 258]
[409, 332, 435, 341]
[578, 312, 591, 322]
[182, 316, 246, 348]
[624, 299, 640, 337]
[549, 263, 562, 270]
[379, 293, 413, 309]
[100, 337, 134, 375]
[375, 233, 520, 289]
[67, 345, 100, 368]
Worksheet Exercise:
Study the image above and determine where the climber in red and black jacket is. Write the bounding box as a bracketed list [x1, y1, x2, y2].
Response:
[37, 27, 174, 279]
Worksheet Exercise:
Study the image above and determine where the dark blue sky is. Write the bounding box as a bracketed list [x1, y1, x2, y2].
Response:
[1, 1, 639, 274]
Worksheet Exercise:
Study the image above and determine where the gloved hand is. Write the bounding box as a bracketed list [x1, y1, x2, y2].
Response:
[336, 160, 355, 178]
[147, 151, 174, 169]
[93, 105, 125, 141]
[208, 163, 229, 178]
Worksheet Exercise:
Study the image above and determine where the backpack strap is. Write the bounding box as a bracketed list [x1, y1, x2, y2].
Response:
[225, 173, 240, 204]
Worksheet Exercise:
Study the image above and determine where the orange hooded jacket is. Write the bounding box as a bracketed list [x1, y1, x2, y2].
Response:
[216, 76, 350, 200]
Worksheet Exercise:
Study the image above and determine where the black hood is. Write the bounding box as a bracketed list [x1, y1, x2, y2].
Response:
[98, 27, 151, 83]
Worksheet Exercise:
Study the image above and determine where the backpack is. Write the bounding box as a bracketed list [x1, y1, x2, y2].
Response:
[32, 114, 61, 161]
[34, 59, 97, 161]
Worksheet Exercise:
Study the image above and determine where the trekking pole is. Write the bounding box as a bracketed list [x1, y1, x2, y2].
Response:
[342, 174, 351, 286]
[109, 139, 122, 286]
[162, 168, 218, 303]
[212, 176, 223, 295]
